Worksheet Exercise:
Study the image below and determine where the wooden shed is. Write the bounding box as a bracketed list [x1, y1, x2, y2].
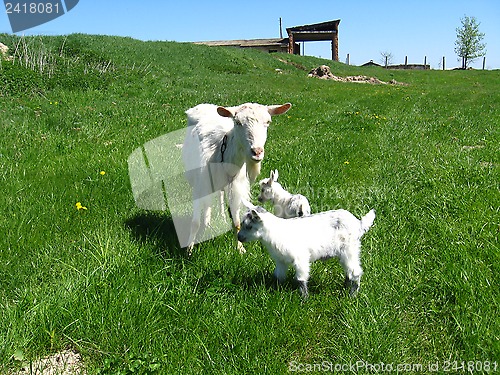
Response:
[194, 38, 290, 54]
[286, 20, 340, 61]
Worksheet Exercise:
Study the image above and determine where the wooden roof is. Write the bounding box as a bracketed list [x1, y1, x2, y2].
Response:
[195, 38, 288, 48]
[286, 20, 340, 41]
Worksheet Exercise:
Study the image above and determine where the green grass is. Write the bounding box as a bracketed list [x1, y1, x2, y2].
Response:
[1, 34, 499, 374]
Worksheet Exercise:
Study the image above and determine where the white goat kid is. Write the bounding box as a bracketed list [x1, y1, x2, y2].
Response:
[183, 102, 291, 255]
[258, 169, 311, 218]
[237, 203, 375, 298]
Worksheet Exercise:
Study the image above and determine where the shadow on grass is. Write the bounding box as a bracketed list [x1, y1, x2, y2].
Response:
[232, 265, 351, 298]
[192, 267, 296, 297]
[125, 212, 187, 258]
[125, 213, 348, 297]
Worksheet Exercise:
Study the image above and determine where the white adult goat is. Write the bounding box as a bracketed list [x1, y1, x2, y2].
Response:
[182, 102, 291, 254]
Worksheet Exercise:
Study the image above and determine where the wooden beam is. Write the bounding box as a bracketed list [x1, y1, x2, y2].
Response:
[332, 32, 338, 61]
[288, 33, 294, 54]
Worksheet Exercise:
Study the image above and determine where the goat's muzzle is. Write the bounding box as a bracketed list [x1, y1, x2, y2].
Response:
[237, 232, 247, 242]
[250, 147, 264, 161]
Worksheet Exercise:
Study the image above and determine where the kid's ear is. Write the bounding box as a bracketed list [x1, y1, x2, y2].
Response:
[217, 106, 234, 118]
[250, 209, 262, 222]
[273, 169, 279, 181]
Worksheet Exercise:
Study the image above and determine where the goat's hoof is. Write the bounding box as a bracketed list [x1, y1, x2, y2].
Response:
[349, 286, 360, 297]
[298, 281, 309, 299]
[237, 241, 246, 254]
[344, 278, 360, 297]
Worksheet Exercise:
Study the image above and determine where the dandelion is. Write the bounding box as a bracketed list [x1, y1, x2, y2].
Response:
[100, 171, 106, 175]
[344, 160, 350, 165]
[76, 202, 87, 211]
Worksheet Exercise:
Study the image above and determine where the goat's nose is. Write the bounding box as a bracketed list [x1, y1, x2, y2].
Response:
[251, 147, 264, 157]
[237, 232, 245, 242]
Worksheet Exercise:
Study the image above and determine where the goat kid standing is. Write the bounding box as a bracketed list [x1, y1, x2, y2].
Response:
[237, 203, 375, 298]
[183, 102, 291, 254]
[258, 169, 311, 218]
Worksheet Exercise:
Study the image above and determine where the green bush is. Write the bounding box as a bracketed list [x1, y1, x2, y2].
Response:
[0, 60, 42, 96]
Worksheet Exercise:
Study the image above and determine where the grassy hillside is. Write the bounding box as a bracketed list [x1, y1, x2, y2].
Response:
[1, 34, 499, 374]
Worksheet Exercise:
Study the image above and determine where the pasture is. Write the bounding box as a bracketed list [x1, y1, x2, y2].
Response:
[0, 34, 498, 373]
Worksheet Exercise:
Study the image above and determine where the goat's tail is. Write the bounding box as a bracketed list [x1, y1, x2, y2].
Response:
[360, 209, 376, 235]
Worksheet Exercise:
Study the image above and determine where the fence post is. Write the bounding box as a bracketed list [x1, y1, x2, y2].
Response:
[347, 53, 350, 65]
[483, 56, 486, 70]
[424, 56, 427, 69]
[442, 56, 445, 70]
[385, 56, 388, 68]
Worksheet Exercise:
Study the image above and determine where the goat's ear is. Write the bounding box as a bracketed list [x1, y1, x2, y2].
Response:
[250, 209, 262, 222]
[217, 106, 234, 118]
[269, 169, 278, 182]
[268, 103, 291, 116]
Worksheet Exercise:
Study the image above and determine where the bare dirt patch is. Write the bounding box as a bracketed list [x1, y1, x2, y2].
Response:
[12, 350, 85, 375]
[308, 65, 408, 85]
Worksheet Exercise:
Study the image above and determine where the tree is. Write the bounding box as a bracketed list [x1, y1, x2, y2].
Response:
[379, 51, 393, 67]
[454, 16, 486, 69]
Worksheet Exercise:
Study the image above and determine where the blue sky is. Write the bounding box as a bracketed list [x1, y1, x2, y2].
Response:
[1, 0, 499, 69]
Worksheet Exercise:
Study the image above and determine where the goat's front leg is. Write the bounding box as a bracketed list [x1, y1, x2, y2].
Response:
[228, 206, 246, 254]
[231, 216, 246, 254]
[273, 261, 288, 283]
[294, 261, 310, 299]
[227, 184, 246, 254]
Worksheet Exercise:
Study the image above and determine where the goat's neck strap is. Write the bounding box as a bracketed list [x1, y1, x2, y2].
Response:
[220, 134, 228, 162]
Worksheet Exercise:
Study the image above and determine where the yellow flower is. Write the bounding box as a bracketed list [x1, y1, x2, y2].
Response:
[344, 160, 350, 165]
[100, 171, 106, 175]
[76, 202, 87, 210]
